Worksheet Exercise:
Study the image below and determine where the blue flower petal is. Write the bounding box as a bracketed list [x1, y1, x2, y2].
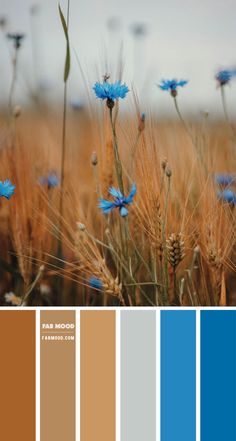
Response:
[89, 277, 104, 290]
[124, 183, 137, 204]
[98, 198, 116, 214]
[120, 206, 129, 217]
[47, 173, 60, 188]
[218, 189, 236, 204]
[109, 187, 123, 199]
[215, 174, 236, 186]
[178, 80, 188, 87]
[39, 173, 60, 188]
[93, 81, 129, 101]
[0, 179, 15, 199]
[159, 79, 188, 92]
[215, 70, 233, 85]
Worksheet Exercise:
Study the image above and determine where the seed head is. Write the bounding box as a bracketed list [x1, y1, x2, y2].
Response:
[106, 98, 115, 109]
[138, 113, 145, 132]
[166, 233, 185, 269]
[0, 16, 7, 29]
[165, 165, 172, 178]
[77, 222, 86, 231]
[161, 158, 168, 171]
[91, 151, 98, 166]
[13, 105, 21, 118]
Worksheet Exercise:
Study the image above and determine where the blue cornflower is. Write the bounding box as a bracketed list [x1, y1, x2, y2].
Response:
[215, 174, 236, 186]
[218, 189, 236, 204]
[215, 70, 233, 86]
[93, 80, 129, 108]
[7, 33, 25, 50]
[98, 184, 137, 217]
[89, 277, 104, 290]
[159, 79, 188, 96]
[39, 173, 60, 189]
[138, 112, 146, 131]
[0, 179, 15, 199]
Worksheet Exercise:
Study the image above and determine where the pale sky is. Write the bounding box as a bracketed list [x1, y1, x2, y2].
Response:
[0, 0, 236, 116]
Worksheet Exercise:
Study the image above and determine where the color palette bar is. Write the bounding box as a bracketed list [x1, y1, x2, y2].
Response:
[161, 310, 196, 441]
[1, 308, 236, 441]
[40, 310, 76, 441]
[80, 311, 116, 441]
[0, 311, 35, 441]
[121, 311, 156, 441]
[201, 311, 236, 441]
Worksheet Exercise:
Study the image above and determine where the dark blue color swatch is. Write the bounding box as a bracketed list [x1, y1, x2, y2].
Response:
[201, 311, 236, 441]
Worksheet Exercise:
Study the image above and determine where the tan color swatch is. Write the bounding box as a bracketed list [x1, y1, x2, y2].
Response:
[0, 310, 35, 441]
[80, 311, 116, 441]
[40, 310, 76, 441]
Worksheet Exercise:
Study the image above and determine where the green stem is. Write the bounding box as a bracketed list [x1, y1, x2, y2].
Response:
[109, 107, 124, 194]
[58, 0, 70, 257]
[106, 230, 155, 306]
[173, 96, 191, 136]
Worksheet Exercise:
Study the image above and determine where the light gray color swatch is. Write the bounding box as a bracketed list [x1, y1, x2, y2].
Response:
[121, 311, 156, 441]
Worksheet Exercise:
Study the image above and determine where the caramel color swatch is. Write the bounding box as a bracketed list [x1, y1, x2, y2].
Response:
[80, 311, 116, 441]
[0, 311, 35, 441]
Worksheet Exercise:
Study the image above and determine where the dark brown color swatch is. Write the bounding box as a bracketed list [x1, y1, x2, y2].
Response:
[0, 311, 35, 441]
[80, 311, 116, 441]
[40, 310, 76, 441]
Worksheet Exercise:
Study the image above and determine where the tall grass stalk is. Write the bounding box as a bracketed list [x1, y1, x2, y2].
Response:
[57, 0, 71, 268]
[109, 107, 124, 193]
[220, 86, 236, 143]
[162, 174, 171, 304]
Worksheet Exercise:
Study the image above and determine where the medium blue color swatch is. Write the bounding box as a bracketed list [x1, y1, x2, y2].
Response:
[201, 311, 236, 441]
[161, 310, 196, 441]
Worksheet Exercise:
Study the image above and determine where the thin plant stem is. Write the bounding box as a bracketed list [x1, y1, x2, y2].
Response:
[109, 107, 124, 193]
[162, 176, 170, 304]
[130, 131, 141, 178]
[109, 107, 131, 278]
[8, 47, 18, 114]
[151, 248, 159, 305]
[173, 96, 192, 138]
[220, 86, 236, 142]
[58, 0, 70, 255]
[173, 269, 178, 304]
[56, 0, 70, 304]
[173, 96, 208, 174]
[92, 165, 102, 197]
[106, 230, 155, 306]
[20, 265, 44, 306]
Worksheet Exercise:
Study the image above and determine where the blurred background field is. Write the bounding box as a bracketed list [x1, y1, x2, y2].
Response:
[0, 0, 236, 306]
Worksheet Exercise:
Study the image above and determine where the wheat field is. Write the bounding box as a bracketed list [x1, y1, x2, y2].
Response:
[0, 104, 236, 306]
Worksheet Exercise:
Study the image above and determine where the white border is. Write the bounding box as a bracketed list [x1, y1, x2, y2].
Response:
[2, 306, 236, 310]
[76, 310, 80, 441]
[116, 309, 121, 441]
[35, 309, 40, 441]
[156, 309, 160, 441]
[196, 309, 201, 441]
